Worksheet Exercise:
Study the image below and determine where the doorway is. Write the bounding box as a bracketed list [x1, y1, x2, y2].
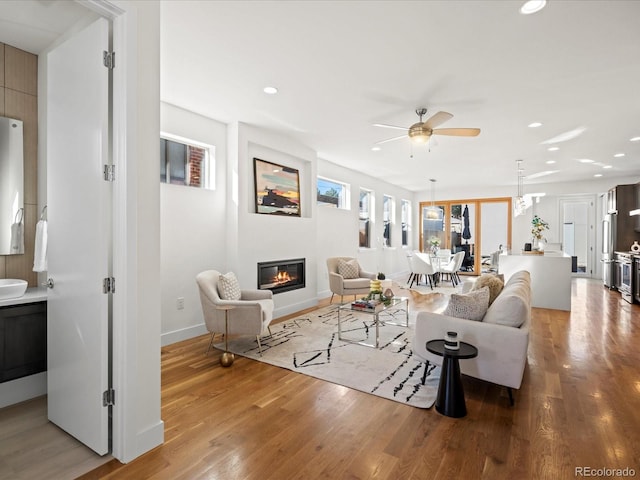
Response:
[559, 195, 596, 277]
[419, 197, 512, 275]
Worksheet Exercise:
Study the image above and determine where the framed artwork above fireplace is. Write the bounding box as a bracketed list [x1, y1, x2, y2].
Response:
[253, 158, 300, 216]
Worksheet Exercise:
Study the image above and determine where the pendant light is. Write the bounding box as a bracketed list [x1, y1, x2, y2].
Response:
[513, 160, 527, 217]
[426, 179, 441, 220]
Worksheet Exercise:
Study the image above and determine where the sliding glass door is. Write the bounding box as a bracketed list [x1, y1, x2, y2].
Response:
[420, 197, 511, 275]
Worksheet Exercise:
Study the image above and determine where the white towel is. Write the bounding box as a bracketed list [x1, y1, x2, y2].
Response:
[33, 219, 48, 272]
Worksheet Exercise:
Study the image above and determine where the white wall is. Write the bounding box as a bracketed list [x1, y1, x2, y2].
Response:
[111, 0, 163, 462]
[316, 159, 416, 297]
[230, 123, 319, 317]
[158, 113, 418, 339]
[160, 102, 228, 345]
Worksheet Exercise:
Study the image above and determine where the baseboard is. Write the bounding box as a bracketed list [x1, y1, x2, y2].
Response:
[0, 372, 47, 408]
[161, 323, 208, 347]
[161, 297, 326, 347]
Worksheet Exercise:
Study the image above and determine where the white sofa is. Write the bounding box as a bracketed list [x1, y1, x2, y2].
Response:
[413, 270, 531, 402]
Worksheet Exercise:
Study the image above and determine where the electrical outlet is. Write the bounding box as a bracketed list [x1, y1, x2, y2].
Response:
[176, 297, 185, 310]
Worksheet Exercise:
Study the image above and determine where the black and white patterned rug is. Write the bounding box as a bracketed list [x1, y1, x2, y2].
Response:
[215, 305, 440, 408]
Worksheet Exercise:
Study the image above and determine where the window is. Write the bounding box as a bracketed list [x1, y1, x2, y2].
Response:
[359, 189, 373, 248]
[317, 177, 349, 209]
[383, 195, 394, 246]
[401, 199, 411, 247]
[160, 135, 215, 189]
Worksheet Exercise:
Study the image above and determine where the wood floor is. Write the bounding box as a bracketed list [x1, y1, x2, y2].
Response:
[0, 396, 111, 479]
[5, 278, 638, 479]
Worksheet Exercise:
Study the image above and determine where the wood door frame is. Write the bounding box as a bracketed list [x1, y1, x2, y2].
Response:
[419, 197, 512, 275]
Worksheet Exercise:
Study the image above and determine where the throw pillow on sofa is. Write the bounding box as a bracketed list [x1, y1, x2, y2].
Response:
[444, 286, 490, 321]
[219, 272, 241, 300]
[472, 274, 504, 305]
[338, 259, 360, 279]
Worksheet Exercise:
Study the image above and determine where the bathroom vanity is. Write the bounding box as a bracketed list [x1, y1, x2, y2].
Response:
[0, 288, 47, 384]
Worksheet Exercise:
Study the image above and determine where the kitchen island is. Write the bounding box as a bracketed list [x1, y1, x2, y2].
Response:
[499, 251, 572, 311]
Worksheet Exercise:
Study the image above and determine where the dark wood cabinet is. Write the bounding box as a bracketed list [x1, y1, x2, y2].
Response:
[0, 302, 47, 383]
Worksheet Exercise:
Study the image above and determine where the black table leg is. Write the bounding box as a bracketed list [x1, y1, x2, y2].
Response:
[435, 355, 467, 418]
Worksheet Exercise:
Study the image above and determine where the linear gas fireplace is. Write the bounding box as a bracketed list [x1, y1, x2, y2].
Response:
[257, 258, 305, 294]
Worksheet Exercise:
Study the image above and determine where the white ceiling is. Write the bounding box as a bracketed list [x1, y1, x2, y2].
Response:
[160, 0, 640, 192]
[2, 1, 640, 193]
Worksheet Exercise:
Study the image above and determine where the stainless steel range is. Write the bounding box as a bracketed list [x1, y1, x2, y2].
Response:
[615, 252, 633, 303]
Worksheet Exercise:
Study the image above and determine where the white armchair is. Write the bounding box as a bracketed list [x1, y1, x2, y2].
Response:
[196, 270, 274, 356]
[326, 257, 375, 303]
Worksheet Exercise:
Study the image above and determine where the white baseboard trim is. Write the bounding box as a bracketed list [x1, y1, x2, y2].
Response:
[161, 297, 326, 347]
[161, 323, 208, 347]
[0, 372, 47, 408]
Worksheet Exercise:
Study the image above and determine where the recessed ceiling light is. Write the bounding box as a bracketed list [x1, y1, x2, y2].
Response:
[630, 136, 640, 142]
[547, 146, 559, 151]
[528, 122, 542, 128]
[546, 160, 556, 164]
[520, 0, 547, 15]
[603, 165, 613, 169]
[263, 86, 278, 95]
[371, 146, 381, 152]
[578, 159, 594, 163]
[594, 174, 603, 177]
[613, 153, 625, 158]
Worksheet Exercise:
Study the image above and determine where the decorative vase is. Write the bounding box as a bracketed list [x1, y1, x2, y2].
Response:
[533, 237, 546, 252]
[631, 241, 640, 253]
[444, 331, 459, 351]
[431, 245, 440, 256]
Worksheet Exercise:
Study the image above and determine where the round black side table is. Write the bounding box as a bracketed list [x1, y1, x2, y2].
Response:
[426, 339, 478, 418]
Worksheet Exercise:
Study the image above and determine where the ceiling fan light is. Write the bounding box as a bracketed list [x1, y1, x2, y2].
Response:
[408, 123, 431, 144]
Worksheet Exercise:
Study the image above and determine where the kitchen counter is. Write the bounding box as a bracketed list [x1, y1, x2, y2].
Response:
[500, 252, 572, 311]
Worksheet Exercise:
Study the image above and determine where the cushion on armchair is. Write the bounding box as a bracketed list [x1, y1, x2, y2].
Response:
[338, 259, 360, 279]
[218, 272, 241, 300]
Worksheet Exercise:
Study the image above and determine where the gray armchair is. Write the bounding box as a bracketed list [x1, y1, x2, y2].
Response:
[326, 257, 375, 303]
[196, 270, 274, 356]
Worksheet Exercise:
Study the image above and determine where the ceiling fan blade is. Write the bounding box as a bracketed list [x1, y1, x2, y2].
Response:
[372, 123, 408, 131]
[375, 134, 407, 145]
[432, 128, 480, 137]
[424, 111, 453, 129]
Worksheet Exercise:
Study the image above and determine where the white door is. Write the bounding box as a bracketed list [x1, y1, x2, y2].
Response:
[47, 17, 111, 455]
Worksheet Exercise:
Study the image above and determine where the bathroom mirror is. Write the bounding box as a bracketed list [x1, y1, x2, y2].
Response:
[0, 116, 24, 255]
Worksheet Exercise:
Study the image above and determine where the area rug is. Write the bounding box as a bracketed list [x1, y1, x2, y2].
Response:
[216, 305, 441, 408]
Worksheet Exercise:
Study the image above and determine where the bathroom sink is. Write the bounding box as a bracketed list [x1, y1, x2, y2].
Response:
[0, 279, 28, 300]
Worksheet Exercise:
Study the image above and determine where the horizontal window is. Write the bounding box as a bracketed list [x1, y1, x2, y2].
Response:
[160, 135, 215, 190]
[317, 177, 350, 209]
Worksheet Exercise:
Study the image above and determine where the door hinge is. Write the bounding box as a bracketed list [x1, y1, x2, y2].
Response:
[103, 388, 115, 407]
[103, 277, 116, 294]
[104, 164, 115, 182]
[103, 51, 115, 69]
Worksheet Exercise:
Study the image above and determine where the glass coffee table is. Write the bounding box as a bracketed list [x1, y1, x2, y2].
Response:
[338, 297, 409, 348]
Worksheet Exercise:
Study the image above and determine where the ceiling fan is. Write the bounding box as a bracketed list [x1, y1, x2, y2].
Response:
[373, 107, 480, 145]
